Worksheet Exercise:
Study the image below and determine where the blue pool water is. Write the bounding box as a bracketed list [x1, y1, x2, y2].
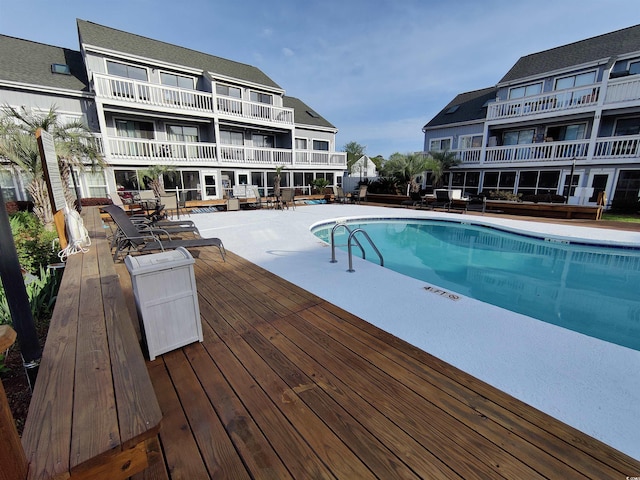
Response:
[312, 219, 640, 351]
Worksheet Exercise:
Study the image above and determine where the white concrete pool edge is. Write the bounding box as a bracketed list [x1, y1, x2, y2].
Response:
[190, 204, 640, 460]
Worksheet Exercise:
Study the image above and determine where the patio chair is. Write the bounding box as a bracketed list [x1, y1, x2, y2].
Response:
[102, 205, 225, 262]
[158, 192, 184, 219]
[430, 190, 453, 210]
[334, 186, 349, 204]
[355, 184, 368, 204]
[280, 188, 295, 209]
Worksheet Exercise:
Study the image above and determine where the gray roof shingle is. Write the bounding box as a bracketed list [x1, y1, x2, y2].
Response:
[423, 87, 496, 129]
[500, 23, 640, 83]
[0, 35, 89, 92]
[283, 96, 336, 129]
[77, 19, 281, 89]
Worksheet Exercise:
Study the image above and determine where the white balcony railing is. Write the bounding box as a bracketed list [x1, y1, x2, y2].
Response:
[484, 139, 590, 163]
[604, 76, 640, 105]
[487, 85, 601, 121]
[93, 73, 295, 126]
[94, 73, 214, 113]
[216, 97, 294, 125]
[453, 148, 482, 164]
[219, 146, 293, 165]
[295, 151, 347, 167]
[109, 138, 217, 162]
[593, 135, 640, 158]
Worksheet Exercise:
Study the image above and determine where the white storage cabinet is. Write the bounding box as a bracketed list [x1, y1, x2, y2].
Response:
[125, 247, 202, 360]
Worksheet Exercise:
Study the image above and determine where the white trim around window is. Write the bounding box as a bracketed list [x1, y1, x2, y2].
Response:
[429, 137, 452, 151]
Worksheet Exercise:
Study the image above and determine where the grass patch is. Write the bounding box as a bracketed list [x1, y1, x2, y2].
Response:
[602, 213, 640, 223]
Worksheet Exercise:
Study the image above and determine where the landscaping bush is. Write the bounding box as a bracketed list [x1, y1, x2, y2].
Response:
[520, 193, 566, 203]
[610, 197, 640, 214]
[80, 197, 113, 207]
[0, 265, 60, 327]
[486, 190, 522, 202]
[9, 211, 60, 274]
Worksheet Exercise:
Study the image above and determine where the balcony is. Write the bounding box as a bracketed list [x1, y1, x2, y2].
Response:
[295, 150, 347, 167]
[487, 85, 601, 121]
[485, 139, 590, 164]
[603, 75, 640, 105]
[93, 73, 295, 127]
[216, 97, 294, 126]
[219, 145, 293, 165]
[108, 138, 216, 163]
[94, 73, 214, 114]
[452, 134, 640, 165]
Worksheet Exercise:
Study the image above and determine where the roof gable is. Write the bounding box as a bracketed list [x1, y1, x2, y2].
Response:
[76, 19, 281, 89]
[500, 24, 640, 83]
[0, 35, 88, 92]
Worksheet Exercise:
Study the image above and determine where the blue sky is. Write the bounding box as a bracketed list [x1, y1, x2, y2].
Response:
[1, 0, 639, 158]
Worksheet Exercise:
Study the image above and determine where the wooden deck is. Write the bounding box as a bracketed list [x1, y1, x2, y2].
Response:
[120, 246, 640, 479]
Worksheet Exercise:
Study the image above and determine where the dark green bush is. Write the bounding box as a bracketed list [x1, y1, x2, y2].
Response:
[9, 212, 60, 274]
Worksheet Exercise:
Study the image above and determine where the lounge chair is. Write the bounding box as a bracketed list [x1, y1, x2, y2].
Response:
[158, 192, 184, 219]
[102, 205, 225, 262]
[334, 186, 349, 204]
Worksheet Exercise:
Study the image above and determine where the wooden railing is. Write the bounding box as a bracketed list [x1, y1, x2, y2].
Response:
[603, 75, 640, 105]
[485, 139, 590, 163]
[18, 207, 162, 480]
[215, 97, 294, 125]
[295, 150, 348, 166]
[218, 145, 293, 165]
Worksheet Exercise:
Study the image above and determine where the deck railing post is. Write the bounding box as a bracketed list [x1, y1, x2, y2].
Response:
[0, 325, 28, 480]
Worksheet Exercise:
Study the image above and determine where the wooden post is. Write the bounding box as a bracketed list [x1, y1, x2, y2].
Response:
[0, 325, 28, 480]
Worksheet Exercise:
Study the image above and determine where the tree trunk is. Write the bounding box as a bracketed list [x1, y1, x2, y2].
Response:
[26, 178, 53, 225]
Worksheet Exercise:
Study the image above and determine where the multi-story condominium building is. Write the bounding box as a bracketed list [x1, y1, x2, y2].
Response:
[423, 24, 640, 209]
[0, 20, 346, 203]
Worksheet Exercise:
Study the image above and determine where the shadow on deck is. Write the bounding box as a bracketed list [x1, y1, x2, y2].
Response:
[118, 247, 639, 479]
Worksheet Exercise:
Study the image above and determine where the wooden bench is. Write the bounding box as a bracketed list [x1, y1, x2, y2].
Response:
[484, 200, 603, 220]
[17, 206, 162, 480]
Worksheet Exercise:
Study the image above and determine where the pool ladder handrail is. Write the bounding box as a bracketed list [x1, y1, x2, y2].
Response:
[329, 223, 384, 272]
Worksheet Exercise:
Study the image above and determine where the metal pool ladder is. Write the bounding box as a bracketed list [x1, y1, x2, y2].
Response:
[330, 223, 384, 272]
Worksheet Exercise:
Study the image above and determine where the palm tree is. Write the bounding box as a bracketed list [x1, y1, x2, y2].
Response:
[382, 152, 431, 196]
[0, 105, 104, 224]
[425, 149, 459, 189]
[139, 164, 177, 197]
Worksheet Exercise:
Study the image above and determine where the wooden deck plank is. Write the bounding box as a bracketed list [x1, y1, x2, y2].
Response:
[195, 295, 352, 479]
[21, 252, 83, 479]
[72, 230, 120, 468]
[147, 361, 210, 479]
[162, 347, 251, 479]
[131, 248, 640, 479]
[183, 341, 294, 479]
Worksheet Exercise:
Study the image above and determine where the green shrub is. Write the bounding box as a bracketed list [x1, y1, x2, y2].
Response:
[486, 190, 522, 202]
[0, 266, 60, 327]
[9, 212, 60, 274]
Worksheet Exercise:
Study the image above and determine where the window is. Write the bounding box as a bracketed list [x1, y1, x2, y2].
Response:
[167, 125, 199, 142]
[216, 84, 241, 98]
[219, 130, 244, 145]
[451, 171, 479, 195]
[429, 137, 452, 151]
[253, 134, 274, 148]
[0, 169, 17, 201]
[508, 82, 542, 99]
[312, 140, 329, 151]
[295, 138, 308, 150]
[51, 63, 71, 75]
[546, 123, 587, 141]
[517, 170, 559, 196]
[458, 134, 483, 149]
[116, 120, 154, 139]
[630, 60, 640, 75]
[554, 71, 596, 90]
[106, 60, 148, 81]
[503, 129, 535, 145]
[84, 171, 108, 197]
[613, 170, 640, 201]
[614, 117, 640, 136]
[482, 171, 516, 193]
[160, 72, 193, 89]
[250, 91, 273, 104]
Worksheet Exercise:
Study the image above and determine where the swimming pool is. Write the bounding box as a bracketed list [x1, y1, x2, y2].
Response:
[312, 218, 640, 351]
